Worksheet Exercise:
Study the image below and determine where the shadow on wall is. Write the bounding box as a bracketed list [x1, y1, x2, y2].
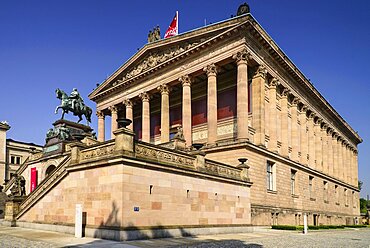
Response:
[93, 201, 121, 240]
[91, 200, 197, 241]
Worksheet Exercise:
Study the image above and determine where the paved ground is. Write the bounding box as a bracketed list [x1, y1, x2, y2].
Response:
[0, 226, 369, 248]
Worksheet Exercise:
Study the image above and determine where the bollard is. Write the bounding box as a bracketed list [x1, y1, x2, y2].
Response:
[75, 204, 83, 238]
[303, 213, 308, 234]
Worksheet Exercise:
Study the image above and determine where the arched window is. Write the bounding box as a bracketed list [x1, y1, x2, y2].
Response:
[45, 165, 56, 177]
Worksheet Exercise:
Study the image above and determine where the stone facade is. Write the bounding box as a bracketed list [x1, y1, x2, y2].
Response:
[0, 122, 42, 185]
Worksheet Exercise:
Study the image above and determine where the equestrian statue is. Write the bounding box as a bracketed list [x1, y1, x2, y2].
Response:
[55, 88, 92, 124]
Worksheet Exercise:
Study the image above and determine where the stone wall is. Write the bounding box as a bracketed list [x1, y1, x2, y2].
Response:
[205, 144, 359, 226]
[18, 159, 251, 230]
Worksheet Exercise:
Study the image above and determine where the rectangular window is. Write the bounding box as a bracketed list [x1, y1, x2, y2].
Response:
[267, 161, 275, 191]
[352, 191, 355, 208]
[335, 185, 339, 204]
[10, 155, 21, 165]
[291, 170, 296, 195]
[344, 189, 348, 206]
[323, 181, 328, 203]
[309, 176, 314, 199]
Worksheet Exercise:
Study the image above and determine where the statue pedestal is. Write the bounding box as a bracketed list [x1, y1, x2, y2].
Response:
[44, 119, 95, 156]
[4, 196, 26, 226]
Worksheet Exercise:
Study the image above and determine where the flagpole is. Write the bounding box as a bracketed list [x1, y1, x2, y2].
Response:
[176, 11, 179, 35]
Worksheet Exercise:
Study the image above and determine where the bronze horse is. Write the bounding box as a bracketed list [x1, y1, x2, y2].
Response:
[55, 88, 92, 124]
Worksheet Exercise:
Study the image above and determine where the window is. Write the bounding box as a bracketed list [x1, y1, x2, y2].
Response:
[267, 161, 275, 191]
[344, 189, 348, 206]
[309, 176, 314, 199]
[10, 155, 21, 165]
[291, 170, 296, 195]
[335, 185, 339, 204]
[352, 191, 355, 208]
[323, 181, 328, 203]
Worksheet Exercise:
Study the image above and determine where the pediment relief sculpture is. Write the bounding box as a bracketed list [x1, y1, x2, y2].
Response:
[111, 41, 199, 87]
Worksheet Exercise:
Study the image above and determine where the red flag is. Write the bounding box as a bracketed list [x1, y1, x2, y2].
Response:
[164, 11, 178, 38]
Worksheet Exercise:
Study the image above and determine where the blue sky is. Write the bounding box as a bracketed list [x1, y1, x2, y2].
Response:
[0, 0, 369, 197]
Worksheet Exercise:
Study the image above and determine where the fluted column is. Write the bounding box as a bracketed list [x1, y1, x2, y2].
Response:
[280, 88, 289, 157]
[327, 129, 334, 177]
[97, 110, 105, 142]
[158, 84, 171, 143]
[233, 49, 251, 142]
[346, 145, 351, 184]
[268, 78, 278, 152]
[179, 75, 192, 147]
[290, 97, 300, 162]
[204, 64, 218, 146]
[299, 105, 308, 165]
[351, 148, 356, 186]
[307, 112, 315, 169]
[139, 92, 151, 143]
[123, 99, 133, 131]
[109, 105, 118, 139]
[252, 65, 267, 146]
[314, 118, 322, 171]
[337, 137, 344, 181]
[321, 124, 329, 174]
[354, 150, 359, 186]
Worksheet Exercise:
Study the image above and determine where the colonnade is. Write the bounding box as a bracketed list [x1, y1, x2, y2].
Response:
[95, 48, 358, 187]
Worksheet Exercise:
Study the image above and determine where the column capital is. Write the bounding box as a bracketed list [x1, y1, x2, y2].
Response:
[139, 92, 151, 102]
[123, 99, 133, 107]
[179, 75, 192, 87]
[269, 78, 279, 88]
[96, 110, 105, 119]
[203, 64, 218, 77]
[253, 64, 267, 79]
[333, 132, 339, 139]
[322, 123, 329, 130]
[315, 117, 323, 125]
[232, 48, 252, 65]
[327, 128, 334, 135]
[300, 104, 308, 113]
[291, 96, 300, 106]
[108, 105, 118, 114]
[281, 88, 290, 98]
[308, 111, 315, 119]
[157, 84, 171, 95]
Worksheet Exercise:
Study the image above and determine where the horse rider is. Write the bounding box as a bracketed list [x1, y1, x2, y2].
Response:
[69, 88, 84, 112]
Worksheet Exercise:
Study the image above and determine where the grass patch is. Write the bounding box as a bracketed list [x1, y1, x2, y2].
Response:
[271, 225, 350, 230]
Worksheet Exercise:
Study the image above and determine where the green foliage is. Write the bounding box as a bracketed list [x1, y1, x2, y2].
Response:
[271, 225, 357, 231]
[360, 198, 369, 214]
[358, 181, 363, 191]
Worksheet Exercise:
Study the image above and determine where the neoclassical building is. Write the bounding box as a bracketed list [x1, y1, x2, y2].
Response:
[89, 8, 362, 226]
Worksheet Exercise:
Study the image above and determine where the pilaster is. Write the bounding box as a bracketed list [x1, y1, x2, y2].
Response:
[314, 118, 322, 171]
[290, 97, 300, 162]
[280, 88, 289, 157]
[268, 78, 278, 152]
[251, 65, 267, 146]
[307, 112, 315, 169]
[327, 128, 334, 177]
[321, 124, 329, 174]
[299, 105, 308, 165]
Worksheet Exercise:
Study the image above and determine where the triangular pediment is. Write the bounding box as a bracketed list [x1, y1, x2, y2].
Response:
[89, 14, 251, 101]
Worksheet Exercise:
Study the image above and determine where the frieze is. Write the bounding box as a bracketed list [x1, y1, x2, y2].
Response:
[202, 162, 240, 180]
[118, 42, 199, 83]
[80, 144, 115, 161]
[135, 144, 194, 167]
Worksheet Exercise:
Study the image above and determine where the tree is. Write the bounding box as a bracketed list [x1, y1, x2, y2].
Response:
[358, 180, 363, 191]
[360, 198, 368, 214]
